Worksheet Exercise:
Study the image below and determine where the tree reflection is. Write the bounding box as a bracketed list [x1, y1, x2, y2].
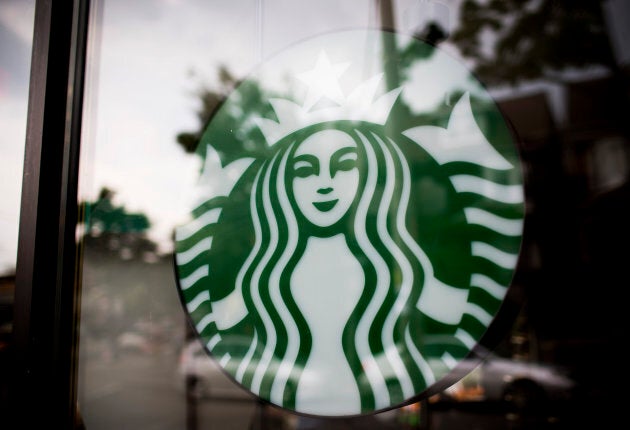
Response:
[451, 0, 618, 85]
[79, 187, 182, 360]
[175, 65, 280, 165]
[82, 187, 156, 261]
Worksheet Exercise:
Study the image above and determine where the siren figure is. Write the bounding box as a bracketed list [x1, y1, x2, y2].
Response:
[231, 119, 458, 415]
[175, 50, 523, 417]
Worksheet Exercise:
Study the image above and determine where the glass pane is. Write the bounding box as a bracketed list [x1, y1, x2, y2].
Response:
[77, 1, 265, 428]
[76, 0, 630, 429]
[0, 0, 35, 411]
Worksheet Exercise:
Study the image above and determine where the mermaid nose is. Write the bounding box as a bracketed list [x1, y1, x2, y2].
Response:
[317, 187, 333, 195]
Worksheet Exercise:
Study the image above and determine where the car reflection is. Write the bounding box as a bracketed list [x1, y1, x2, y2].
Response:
[429, 349, 576, 418]
[174, 337, 579, 429]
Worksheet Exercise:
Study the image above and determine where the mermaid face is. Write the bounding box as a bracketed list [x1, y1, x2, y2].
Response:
[291, 129, 359, 228]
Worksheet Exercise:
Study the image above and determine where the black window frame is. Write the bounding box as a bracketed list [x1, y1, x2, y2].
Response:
[10, 0, 90, 428]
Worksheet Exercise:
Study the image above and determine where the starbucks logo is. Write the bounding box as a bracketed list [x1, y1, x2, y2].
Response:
[174, 30, 524, 416]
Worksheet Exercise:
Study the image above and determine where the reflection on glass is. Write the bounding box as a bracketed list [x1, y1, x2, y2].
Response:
[76, 0, 629, 429]
[77, 1, 263, 428]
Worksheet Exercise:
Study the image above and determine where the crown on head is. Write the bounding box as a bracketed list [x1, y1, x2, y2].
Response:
[256, 51, 402, 146]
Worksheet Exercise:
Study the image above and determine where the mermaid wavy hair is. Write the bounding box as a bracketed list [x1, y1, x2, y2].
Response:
[233, 121, 436, 412]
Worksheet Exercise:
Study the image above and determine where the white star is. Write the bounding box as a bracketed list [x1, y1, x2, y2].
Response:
[297, 51, 350, 111]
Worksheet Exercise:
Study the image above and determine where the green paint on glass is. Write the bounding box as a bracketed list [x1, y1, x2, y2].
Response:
[173, 30, 525, 417]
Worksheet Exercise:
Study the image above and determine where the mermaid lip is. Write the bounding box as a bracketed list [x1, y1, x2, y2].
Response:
[313, 199, 339, 212]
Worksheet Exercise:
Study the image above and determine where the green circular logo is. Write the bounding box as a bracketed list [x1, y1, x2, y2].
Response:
[174, 30, 524, 416]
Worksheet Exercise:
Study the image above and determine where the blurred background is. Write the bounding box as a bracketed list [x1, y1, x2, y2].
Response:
[1, 0, 628, 429]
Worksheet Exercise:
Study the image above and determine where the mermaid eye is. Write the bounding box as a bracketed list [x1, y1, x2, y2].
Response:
[331, 147, 357, 177]
[293, 155, 319, 178]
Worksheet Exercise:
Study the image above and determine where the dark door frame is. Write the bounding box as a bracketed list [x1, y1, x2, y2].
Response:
[11, 0, 90, 428]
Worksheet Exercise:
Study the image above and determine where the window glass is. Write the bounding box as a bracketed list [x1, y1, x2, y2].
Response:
[76, 0, 629, 428]
[0, 0, 35, 410]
